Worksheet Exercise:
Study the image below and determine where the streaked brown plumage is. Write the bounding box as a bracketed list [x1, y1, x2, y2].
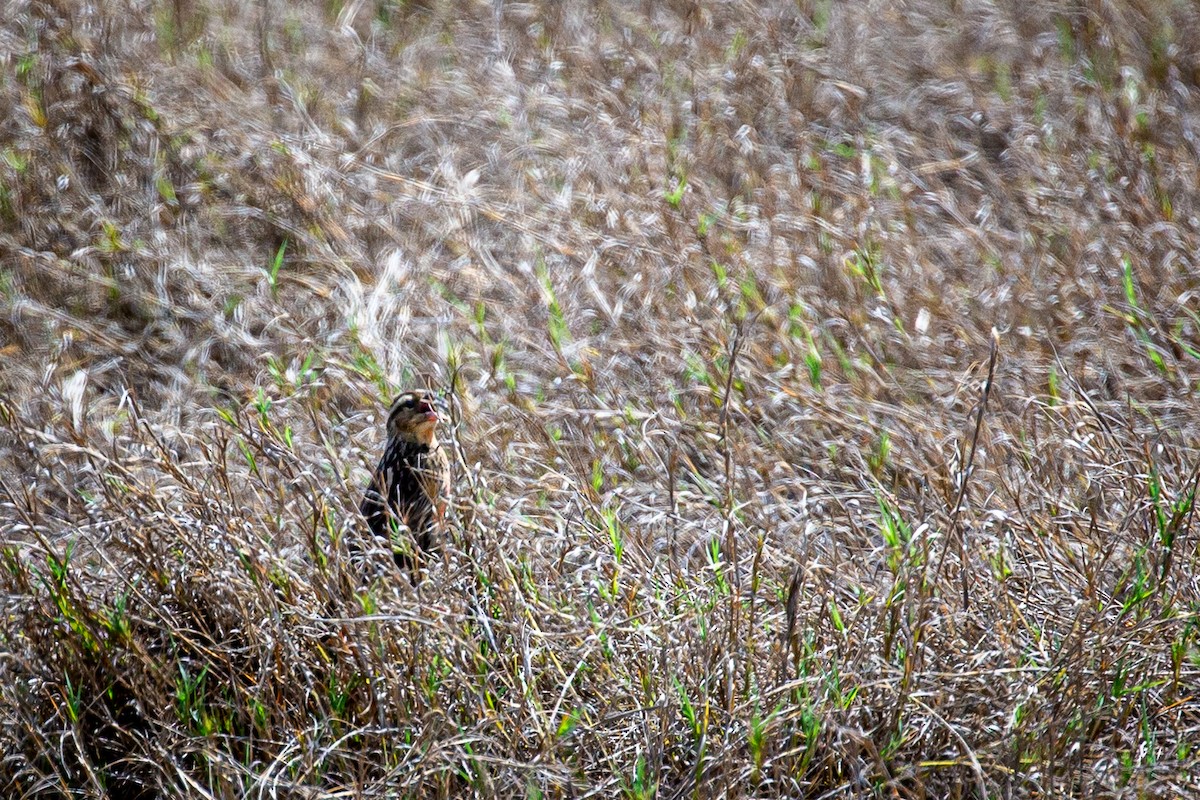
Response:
[360, 390, 450, 571]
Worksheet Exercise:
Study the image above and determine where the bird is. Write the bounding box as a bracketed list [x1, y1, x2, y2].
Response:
[360, 389, 451, 572]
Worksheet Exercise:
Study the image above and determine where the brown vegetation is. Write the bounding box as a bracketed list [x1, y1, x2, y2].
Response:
[2, 0, 1200, 796]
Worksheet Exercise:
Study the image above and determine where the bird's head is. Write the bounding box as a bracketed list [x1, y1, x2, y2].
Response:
[386, 390, 442, 446]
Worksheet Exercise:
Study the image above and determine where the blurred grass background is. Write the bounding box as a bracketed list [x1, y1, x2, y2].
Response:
[2, 0, 1200, 796]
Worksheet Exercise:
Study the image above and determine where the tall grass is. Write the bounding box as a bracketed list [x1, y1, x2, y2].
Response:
[2, 0, 1200, 796]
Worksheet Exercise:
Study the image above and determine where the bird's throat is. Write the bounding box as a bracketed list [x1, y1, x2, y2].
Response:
[410, 425, 437, 448]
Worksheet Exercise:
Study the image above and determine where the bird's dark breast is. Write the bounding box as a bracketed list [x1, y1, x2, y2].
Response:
[361, 440, 439, 554]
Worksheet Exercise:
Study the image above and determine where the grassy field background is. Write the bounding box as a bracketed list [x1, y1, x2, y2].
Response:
[3, 0, 1200, 797]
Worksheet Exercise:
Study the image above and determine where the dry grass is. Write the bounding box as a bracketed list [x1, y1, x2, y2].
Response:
[2, 0, 1200, 796]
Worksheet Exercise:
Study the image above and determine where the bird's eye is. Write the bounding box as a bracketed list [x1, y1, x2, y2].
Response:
[403, 397, 416, 408]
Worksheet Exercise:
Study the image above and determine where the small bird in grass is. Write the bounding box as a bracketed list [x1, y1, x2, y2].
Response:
[360, 389, 451, 572]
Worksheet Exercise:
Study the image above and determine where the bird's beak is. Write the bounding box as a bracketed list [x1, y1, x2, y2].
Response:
[417, 398, 439, 423]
